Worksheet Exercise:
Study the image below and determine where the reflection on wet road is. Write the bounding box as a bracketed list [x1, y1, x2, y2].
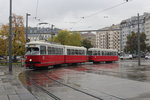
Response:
[19, 60, 150, 100]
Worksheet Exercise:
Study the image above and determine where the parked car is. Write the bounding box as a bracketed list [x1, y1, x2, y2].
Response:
[0, 56, 4, 60]
[0, 57, 4, 60]
[120, 54, 133, 60]
[145, 55, 150, 59]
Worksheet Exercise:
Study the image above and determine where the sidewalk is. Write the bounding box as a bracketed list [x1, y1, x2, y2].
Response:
[0, 64, 37, 100]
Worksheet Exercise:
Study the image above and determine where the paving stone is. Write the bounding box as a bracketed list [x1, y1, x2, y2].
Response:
[0, 65, 37, 100]
[15, 89, 30, 94]
[0, 72, 4, 76]
[0, 86, 5, 91]
[5, 89, 17, 95]
[0, 95, 9, 100]
[8, 94, 20, 100]
[18, 93, 36, 100]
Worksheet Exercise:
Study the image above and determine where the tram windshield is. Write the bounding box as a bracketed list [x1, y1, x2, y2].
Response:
[26, 47, 39, 55]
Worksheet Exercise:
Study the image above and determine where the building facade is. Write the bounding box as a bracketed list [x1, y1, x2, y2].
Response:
[28, 27, 60, 41]
[120, 12, 150, 52]
[145, 17, 150, 45]
[96, 25, 120, 51]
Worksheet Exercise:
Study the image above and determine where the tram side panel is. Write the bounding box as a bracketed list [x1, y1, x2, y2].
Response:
[64, 46, 88, 64]
[40, 55, 65, 66]
[89, 55, 118, 62]
[65, 55, 88, 64]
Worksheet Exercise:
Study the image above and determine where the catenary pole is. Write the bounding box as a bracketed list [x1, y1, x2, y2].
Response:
[26, 13, 30, 42]
[137, 13, 141, 66]
[9, 0, 12, 73]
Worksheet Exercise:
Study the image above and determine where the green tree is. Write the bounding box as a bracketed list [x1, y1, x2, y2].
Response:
[124, 32, 148, 54]
[81, 39, 93, 49]
[0, 14, 25, 58]
[0, 25, 9, 56]
[12, 14, 26, 56]
[68, 32, 81, 46]
[49, 30, 81, 46]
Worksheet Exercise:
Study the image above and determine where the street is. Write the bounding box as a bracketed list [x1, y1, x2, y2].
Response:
[19, 60, 150, 100]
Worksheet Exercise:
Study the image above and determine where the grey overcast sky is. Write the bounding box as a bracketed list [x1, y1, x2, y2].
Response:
[0, 0, 150, 30]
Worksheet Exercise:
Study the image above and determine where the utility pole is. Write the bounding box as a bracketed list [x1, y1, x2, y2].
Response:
[51, 24, 54, 40]
[137, 13, 141, 66]
[26, 13, 31, 42]
[9, 0, 12, 73]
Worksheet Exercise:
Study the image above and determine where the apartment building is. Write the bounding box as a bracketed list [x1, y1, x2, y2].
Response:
[96, 25, 120, 51]
[120, 12, 150, 52]
[28, 27, 60, 41]
[145, 18, 150, 45]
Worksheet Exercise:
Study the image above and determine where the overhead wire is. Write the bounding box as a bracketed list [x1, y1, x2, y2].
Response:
[70, 0, 130, 30]
[82, 1, 129, 19]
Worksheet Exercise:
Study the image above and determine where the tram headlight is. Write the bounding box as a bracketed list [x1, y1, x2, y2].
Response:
[29, 59, 32, 62]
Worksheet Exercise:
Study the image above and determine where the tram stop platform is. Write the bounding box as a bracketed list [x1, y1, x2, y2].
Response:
[0, 65, 37, 100]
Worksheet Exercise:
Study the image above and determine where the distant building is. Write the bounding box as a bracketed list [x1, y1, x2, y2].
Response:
[96, 25, 120, 52]
[28, 27, 61, 41]
[80, 32, 96, 47]
[145, 17, 150, 46]
[120, 12, 150, 52]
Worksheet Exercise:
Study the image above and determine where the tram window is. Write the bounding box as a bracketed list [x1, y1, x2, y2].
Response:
[78, 50, 81, 55]
[58, 48, 62, 55]
[98, 51, 101, 55]
[75, 50, 78, 55]
[83, 51, 86, 55]
[93, 51, 97, 55]
[51, 47, 55, 54]
[105, 52, 107, 55]
[55, 48, 57, 55]
[55, 48, 59, 55]
[102, 51, 104, 56]
[40, 46, 46, 55]
[107, 52, 110, 56]
[67, 49, 70, 55]
[56, 48, 59, 55]
[71, 49, 74, 55]
[48, 47, 51, 55]
[81, 50, 84, 55]
[60, 48, 63, 55]
[88, 51, 92, 55]
[26, 47, 39, 55]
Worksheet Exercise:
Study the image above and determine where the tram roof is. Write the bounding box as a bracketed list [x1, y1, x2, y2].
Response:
[26, 41, 64, 47]
[26, 41, 86, 50]
[64, 45, 87, 50]
[88, 48, 117, 52]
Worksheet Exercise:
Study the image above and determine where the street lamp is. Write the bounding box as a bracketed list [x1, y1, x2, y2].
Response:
[26, 13, 31, 42]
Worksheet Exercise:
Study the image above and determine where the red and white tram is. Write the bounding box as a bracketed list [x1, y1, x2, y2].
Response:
[25, 41, 88, 69]
[88, 48, 118, 63]
[25, 41, 118, 69]
[25, 41, 65, 68]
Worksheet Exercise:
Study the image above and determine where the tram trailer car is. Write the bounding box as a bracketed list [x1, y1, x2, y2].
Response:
[25, 41, 88, 69]
[64, 45, 88, 64]
[88, 48, 118, 63]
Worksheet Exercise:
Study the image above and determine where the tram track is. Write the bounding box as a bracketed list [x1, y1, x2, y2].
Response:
[26, 74, 61, 100]
[44, 71, 127, 100]
[44, 73, 104, 100]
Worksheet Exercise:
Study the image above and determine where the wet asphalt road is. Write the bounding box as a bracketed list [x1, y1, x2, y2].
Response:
[19, 60, 150, 100]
